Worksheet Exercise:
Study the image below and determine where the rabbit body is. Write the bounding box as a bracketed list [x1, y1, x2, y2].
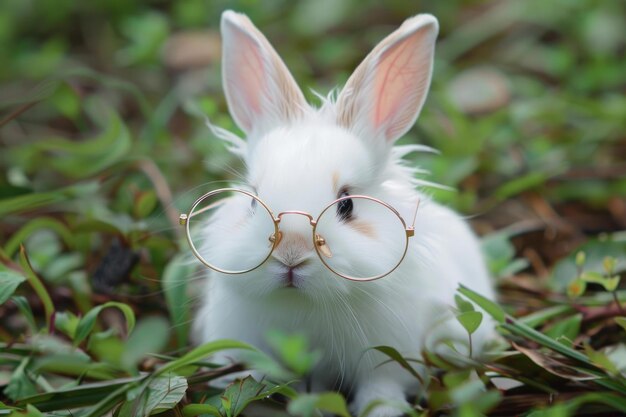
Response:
[194, 11, 495, 417]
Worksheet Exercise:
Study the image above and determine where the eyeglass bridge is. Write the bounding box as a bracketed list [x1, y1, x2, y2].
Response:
[268, 211, 333, 258]
[275, 210, 317, 226]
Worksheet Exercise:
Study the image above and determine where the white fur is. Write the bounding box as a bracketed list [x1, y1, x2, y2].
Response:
[194, 11, 495, 417]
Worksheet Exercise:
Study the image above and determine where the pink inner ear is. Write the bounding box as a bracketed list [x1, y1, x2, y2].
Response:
[226, 29, 266, 129]
[373, 29, 433, 141]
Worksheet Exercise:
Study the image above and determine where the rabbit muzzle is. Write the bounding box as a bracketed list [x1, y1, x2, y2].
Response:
[271, 231, 313, 268]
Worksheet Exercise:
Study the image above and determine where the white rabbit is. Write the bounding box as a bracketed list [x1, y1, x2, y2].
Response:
[194, 10, 496, 417]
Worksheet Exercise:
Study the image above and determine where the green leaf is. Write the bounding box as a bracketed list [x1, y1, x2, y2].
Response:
[580, 271, 606, 284]
[527, 404, 570, 417]
[32, 354, 117, 381]
[551, 237, 626, 291]
[19, 246, 54, 332]
[133, 190, 158, 218]
[584, 343, 619, 375]
[50, 81, 80, 120]
[74, 302, 136, 346]
[580, 271, 621, 292]
[182, 404, 222, 417]
[480, 231, 516, 277]
[443, 369, 472, 389]
[616, 317, 626, 332]
[0, 270, 26, 305]
[73, 219, 125, 236]
[53, 311, 80, 339]
[288, 392, 351, 417]
[7, 404, 45, 417]
[117, 12, 169, 66]
[9, 296, 37, 332]
[184, 377, 290, 417]
[603, 276, 621, 292]
[162, 256, 193, 348]
[456, 311, 483, 335]
[371, 346, 423, 383]
[563, 392, 626, 414]
[358, 399, 422, 417]
[455, 294, 475, 313]
[544, 314, 582, 345]
[458, 285, 505, 323]
[266, 330, 321, 376]
[238, 349, 293, 381]
[449, 379, 488, 404]
[121, 316, 170, 372]
[117, 374, 187, 417]
[3, 358, 37, 402]
[499, 258, 530, 277]
[220, 376, 267, 417]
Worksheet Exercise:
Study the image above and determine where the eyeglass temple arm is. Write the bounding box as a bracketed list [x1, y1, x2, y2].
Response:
[179, 199, 228, 225]
[407, 198, 421, 237]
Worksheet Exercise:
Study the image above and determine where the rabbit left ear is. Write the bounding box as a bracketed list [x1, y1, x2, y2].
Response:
[336, 15, 439, 145]
[221, 11, 307, 135]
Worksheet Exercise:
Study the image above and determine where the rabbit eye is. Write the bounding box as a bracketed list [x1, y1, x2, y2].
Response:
[336, 191, 353, 221]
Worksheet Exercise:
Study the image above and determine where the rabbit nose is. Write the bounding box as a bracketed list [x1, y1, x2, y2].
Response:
[271, 232, 313, 267]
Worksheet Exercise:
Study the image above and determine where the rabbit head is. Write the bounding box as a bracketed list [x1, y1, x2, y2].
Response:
[203, 11, 439, 299]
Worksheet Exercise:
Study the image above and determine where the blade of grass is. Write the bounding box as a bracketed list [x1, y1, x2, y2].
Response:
[154, 340, 256, 377]
[501, 321, 626, 395]
[74, 301, 136, 346]
[17, 376, 146, 411]
[458, 285, 505, 323]
[518, 305, 574, 328]
[82, 379, 143, 417]
[4, 218, 74, 258]
[19, 246, 54, 333]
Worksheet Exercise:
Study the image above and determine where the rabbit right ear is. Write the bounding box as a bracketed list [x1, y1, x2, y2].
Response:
[336, 15, 438, 148]
[221, 11, 307, 135]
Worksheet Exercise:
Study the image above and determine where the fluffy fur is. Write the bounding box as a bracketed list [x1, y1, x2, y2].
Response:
[194, 10, 495, 417]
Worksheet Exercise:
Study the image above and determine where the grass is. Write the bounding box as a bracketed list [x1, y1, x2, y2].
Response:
[1, 0, 625, 416]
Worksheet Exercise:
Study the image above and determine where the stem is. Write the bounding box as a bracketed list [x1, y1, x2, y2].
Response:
[0, 101, 37, 128]
[468, 334, 473, 358]
[613, 292, 625, 315]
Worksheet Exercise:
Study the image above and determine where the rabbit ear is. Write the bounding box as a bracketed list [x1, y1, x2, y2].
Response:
[336, 15, 438, 145]
[221, 11, 307, 134]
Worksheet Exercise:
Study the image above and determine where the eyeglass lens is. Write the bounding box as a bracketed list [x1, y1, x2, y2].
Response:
[314, 196, 408, 279]
[187, 189, 276, 273]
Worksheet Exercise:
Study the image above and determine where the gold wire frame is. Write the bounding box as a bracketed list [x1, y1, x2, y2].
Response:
[179, 188, 419, 281]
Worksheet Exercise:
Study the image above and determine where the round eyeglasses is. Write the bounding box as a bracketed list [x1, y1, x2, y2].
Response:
[179, 188, 419, 281]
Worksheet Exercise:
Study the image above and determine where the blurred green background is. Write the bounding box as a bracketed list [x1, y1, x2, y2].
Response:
[2, 0, 625, 289]
[1, 0, 626, 415]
